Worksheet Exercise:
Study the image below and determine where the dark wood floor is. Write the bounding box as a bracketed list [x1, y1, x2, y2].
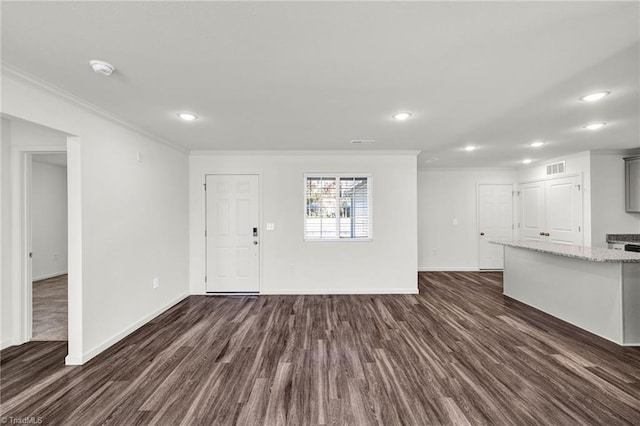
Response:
[2, 272, 640, 425]
[32, 275, 68, 341]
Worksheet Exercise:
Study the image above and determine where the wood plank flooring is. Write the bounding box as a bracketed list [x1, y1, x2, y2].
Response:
[32, 275, 68, 341]
[2, 272, 640, 425]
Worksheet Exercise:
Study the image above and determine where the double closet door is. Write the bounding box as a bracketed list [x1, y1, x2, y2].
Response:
[519, 175, 583, 245]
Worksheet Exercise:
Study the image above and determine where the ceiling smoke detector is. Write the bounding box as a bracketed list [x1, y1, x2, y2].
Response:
[350, 139, 375, 145]
[90, 60, 115, 76]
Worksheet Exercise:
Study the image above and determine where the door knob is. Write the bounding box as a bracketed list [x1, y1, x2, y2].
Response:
[253, 241, 259, 245]
[539, 232, 545, 236]
[480, 232, 485, 236]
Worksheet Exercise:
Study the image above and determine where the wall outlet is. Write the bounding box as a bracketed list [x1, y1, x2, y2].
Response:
[452, 218, 458, 225]
[289, 265, 295, 272]
[432, 249, 437, 256]
[152, 278, 159, 289]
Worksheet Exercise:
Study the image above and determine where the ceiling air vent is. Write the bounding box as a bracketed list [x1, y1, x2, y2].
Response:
[350, 140, 375, 145]
[546, 161, 566, 176]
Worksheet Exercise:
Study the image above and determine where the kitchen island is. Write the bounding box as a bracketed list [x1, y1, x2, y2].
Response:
[492, 240, 640, 346]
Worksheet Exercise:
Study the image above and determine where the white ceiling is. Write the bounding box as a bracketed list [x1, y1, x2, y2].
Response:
[2, 1, 639, 168]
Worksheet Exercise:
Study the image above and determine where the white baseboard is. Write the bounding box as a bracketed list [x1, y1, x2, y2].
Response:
[66, 293, 189, 366]
[33, 271, 68, 281]
[260, 288, 419, 295]
[418, 267, 479, 272]
[1, 338, 13, 351]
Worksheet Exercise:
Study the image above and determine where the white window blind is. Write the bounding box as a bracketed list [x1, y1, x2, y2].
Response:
[304, 175, 371, 240]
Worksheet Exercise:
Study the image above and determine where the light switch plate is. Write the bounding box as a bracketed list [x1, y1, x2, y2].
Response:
[266, 223, 275, 231]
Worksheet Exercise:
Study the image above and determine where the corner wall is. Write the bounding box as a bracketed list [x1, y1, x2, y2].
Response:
[2, 74, 190, 363]
[189, 152, 418, 294]
[590, 152, 640, 247]
[417, 168, 516, 270]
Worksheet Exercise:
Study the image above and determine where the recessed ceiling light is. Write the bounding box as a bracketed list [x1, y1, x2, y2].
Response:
[522, 159, 533, 164]
[463, 145, 477, 152]
[89, 60, 115, 76]
[177, 112, 198, 121]
[392, 112, 412, 121]
[584, 122, 606, 130]
[530, 141, 545, 148]
[579, 91, 610, 102]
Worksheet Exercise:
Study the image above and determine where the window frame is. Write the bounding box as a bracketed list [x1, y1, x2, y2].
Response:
[303, 173, 373, 242]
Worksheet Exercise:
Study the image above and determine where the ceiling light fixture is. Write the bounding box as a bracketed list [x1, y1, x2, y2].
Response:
[530, 141, 545, 148]
[522, 159, 533, 164]
[392, 112, 412, 121]
[579, 91, 610, 102]
[584, 122, 606, 130]
[463, 145, 477, 152]
[177, 112, 198, 121]
[89, 60, 115, 76]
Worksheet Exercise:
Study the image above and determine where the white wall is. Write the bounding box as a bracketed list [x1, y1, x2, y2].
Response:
[417, 168, 516, 271]
[190, 152, 418, 294]
[591, 152, 640, 247]
[516, 151, 592, 246]
[1, 119, 13, 349]
[31, 159, 68, 280]
[2, 74, 189, 363]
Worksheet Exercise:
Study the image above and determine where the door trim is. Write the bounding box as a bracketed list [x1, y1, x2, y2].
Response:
[203, 172, 262, 294]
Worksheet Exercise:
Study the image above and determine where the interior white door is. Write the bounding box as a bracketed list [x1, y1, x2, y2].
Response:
[206, 174, 260, 293]
[519, 181, 546, 241]
[478, 184, 513, 270]
[545, 176, 583, 245]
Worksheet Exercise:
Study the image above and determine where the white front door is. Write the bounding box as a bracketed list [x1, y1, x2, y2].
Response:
[520, 181, 545, 241]
[205, 174, 260, 293]
[478, 184, 513, 270]
[545, 176, 583, 245]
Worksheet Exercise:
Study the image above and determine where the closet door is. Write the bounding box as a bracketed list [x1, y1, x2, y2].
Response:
[545, 176, 583, 245]
[520, 181, 545, 241]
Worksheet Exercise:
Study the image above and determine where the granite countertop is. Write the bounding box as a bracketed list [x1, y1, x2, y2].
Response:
[606, 234, 640, 244]
[490, 240, 640, 263]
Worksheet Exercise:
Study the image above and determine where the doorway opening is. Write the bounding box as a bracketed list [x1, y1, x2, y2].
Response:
[30, 153, 68, 341]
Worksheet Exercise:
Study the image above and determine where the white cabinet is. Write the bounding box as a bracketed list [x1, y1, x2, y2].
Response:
[519, 175, 583, 245]
[625, 157, 640, 213]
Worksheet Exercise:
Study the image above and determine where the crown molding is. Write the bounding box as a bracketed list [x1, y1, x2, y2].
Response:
[1, 62, 188, 154]
[418, 166, 517, 172]
[591, 148, 640, 156]
[190, 149, 421, 156]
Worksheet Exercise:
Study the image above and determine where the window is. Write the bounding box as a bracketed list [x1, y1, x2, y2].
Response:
[304, 175, 371, 240]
